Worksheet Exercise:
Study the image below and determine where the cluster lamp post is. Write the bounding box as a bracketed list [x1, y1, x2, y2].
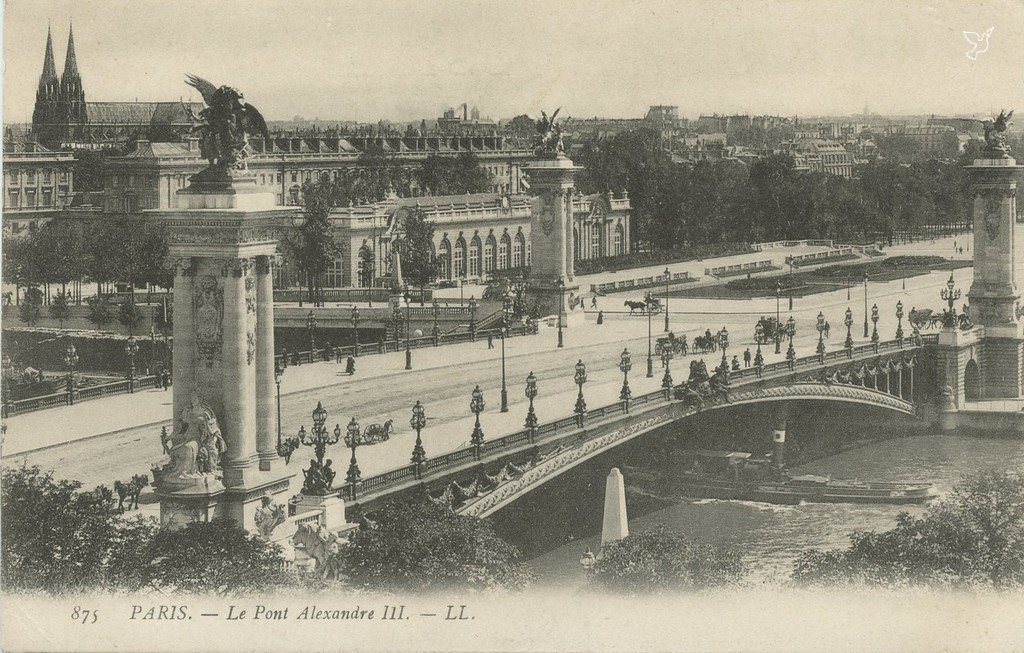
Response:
[274, 362, 284, 453]
[753, 323, 764, 371]
[646, 291, 654, 377]
[124, 335, 139, 393]
[896, 301, 905, 340]
[64, 344, 79, 405]
[870, 303, 880, 344]
[306, 310, 317, 354]
[663, 267, 671, 332]
[469, 296, 478, 340]
[403, 285, 412, 370]
[785, 316, 797, 365]
[941, 272, 961, 326]
[619, 348, 632, 412]
[815, 311, 826, 358]
[862, 270, 869, 338]
[844, 307, 854, 352]
[500, 294, 510, 412]
[343, 417, 361, 486]
[298, 401, 341, 467]
[574, 359, 588, 427]
[718, 326, 729, 373]
[410, 400, 427, 474]
[470, 385, 486, 455]
[524, 372, 538, 436]
[556, 279, 565, 348]
[661, 348, 673, 398]
[350, 305, 360, 356]
[432, 297, 441, 345]
[774, 281, 782, 354]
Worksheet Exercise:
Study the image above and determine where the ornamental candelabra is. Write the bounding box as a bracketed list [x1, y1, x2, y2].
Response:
[500, 294, 511, 412]
[619, 348, 632, 411]
[410, 400, 427, 472]
[815, 311, 826, 358]
[343, 417, 361, 485]
[940, 272, 961, 328]
[661, 348, 673, 397]
[574, 359, 588, 427]
[124, 335, 139, 393]
[306, 310, 317, 354]
[350, 305, 360, 356]
[524, 371, 538, 434]
[862, 270, 870, 338]
[469, 295, 478, 340]
[895, 300, 905, 341]
[785, 316, 797, 365]
[753, 323, 764, 371]
[844, 306, 854, 351]
[774, 281, 782, 354]
[663, 267, 671, 332]
[64, 344, 79, 405]
[718, 326, 730, 373]
[870, 303, 880, 344]
[645, 291, 654, 377]
[556, 279, 565, 348]
[431, 297, 441, 346]
[470, 385, 486, 452]
[403, 284, 413, 370]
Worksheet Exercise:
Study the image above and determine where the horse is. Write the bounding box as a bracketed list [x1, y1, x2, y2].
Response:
[113, 474, 149, 512]
[624, 300, 646, 315]
[291, 523, 342, 579]
[362, 419, 394, 444]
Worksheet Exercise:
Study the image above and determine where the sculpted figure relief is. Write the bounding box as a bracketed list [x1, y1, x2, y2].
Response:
[253, 495, 287, 538]
[156, 392, 226, 486]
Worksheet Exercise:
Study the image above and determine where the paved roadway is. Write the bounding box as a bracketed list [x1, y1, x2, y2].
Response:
[4, 236, 972, 508]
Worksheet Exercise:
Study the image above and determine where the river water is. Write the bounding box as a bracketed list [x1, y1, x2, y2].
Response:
[525, 431, 1024, 587]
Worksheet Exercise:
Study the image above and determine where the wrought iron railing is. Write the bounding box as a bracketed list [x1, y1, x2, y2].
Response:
[5, 375, 160, 417]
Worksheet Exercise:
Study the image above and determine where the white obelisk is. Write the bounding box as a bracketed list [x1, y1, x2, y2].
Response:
[601, 468, 629, 546]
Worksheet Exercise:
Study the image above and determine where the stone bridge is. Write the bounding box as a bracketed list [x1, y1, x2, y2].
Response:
[339, 336, 935, 520]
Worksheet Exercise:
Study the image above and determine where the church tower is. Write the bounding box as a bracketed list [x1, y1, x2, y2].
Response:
[57, 23, 87, 139]
[31, 26, 61, 147]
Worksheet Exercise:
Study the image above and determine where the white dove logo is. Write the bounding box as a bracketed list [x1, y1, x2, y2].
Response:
[963, 27, 994, 60]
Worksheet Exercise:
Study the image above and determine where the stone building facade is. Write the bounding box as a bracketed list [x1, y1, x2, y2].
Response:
[1, 133, 75, 236]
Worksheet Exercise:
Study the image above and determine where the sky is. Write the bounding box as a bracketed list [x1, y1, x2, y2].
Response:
[3, 0, 1024, 123]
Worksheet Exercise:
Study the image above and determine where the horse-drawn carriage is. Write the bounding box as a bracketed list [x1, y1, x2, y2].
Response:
[655, 332, 688, 356]
[624, 296, 663, 315]
[755, 316, 780, 344]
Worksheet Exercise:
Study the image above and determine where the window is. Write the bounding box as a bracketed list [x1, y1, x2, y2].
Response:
[59, 171, 69, 184]
[277, 173, 283, 184]
[42, 170, 52, 184]
[437, 240, 451, 280]
[26, 171, 36, 184]
[8, 190, 19, 207]
[592, 226, 601, 258]
[453, 240, 465, 278]
[290, 172, 297, 183]
[483, 238, 495, 273]
[42, 189, 53, 206]
[498, 235, 510, 270]
[26, 190, 36, 206]
[614, 225, 624, 255]
[324, 258, 345, 288]
[512, 235, 524, 268]
[526, 243, 531, 267]
[469, 238, 481, 278]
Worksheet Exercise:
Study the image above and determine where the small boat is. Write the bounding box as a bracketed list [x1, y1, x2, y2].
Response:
[626, 450, 937, 506]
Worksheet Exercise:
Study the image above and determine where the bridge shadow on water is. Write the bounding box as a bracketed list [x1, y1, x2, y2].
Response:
[489, 400, 922, 560]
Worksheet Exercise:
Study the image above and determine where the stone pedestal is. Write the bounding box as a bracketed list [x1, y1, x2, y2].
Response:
[967, 152, 1024, 398]
[526, 156, 583, 322]
[292, 494, 347, 531]
[601, 467, 629, 546]
[150, 173, 299, 529]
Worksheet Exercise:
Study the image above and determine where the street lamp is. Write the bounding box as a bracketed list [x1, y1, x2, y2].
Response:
[774, 281, 782, 354]
[431, 297, 441, 346]
[391, 306, 404, 351]
[870, 303, 880, 344]
[815, 311, 826, 358]
[343, 417, 362, 486]
[785, 316, 797, 365]
[469, 295, 478, 340]
[63, 344, 79, 406]
[410, 400, 427, 474]
[1, 353, 13, 418]
[574, 359, 588, 427]
[124, 335, 139, 393]
[787, 257, 795, 311]
[524, 372, 538, 435]
[403, 284, 413, 370]
[619, 348, 632, 412]
[663, 267, 671, 332]
[350, 305, 360, 356]
[862, 270, 869, 338]
[844, 307, 854, 351]
[646, 291, 654, 377]
[298, 401, 341, 467]
[306, 310, 317, 354]
[940, 271, 961, 328]
[499, 293, 512, 413]
[556, 279, 565, 348]
[470, 385, 486, 453]
[661, 348, 673, 398]
[274, 362, 284, 454]
[718, 326, 729, 373]
[579, 549, 596, 572]
[753, 323, 764, 371]
[896, 300, 905, 341]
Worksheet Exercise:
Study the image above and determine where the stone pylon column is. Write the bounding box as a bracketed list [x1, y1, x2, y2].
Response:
[601, 467, 629, 547]
[219, 258, 257, 487]
[526, 155, 582, 323]
[255, 255, 279, 471]
[171, 259, 196, 425]
[967, 147, 1024, 398]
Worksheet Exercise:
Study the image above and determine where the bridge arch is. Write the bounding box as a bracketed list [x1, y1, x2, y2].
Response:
[964, 359, 981, 402]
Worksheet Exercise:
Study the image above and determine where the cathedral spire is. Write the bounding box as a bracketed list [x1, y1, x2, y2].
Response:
[62, 22, 80, 79]
[39, 25, 58, 85]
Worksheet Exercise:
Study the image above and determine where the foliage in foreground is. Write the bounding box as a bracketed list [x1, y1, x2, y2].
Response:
[587, 526, 745, 594]
[338, 500, 533, 592]
[793, 470, 1024, 589]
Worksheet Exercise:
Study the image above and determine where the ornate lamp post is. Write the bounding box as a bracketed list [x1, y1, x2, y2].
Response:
[124, 335, 139, 393]
[862, 270, 869, 338]
[431, 297, 441, 346]
[403, 284, 413, 370]
[410, 400, 427, 474]
[524, 372, 538, 436]
[273, 362, 284, 455]
[556, 279, 565, 348]
[350, 305, 360, 356]
[298, 401, 341, 467]
[619, 348, 632, 412]
[646, 290, 654, 377]
[1, 353, 13, 418]
[63, 344, 79, 406]
[895, 300, 905, 341]
[815, 311, 826, 358]
[574, 359, 588, 427]
[306, 310, 317, 354]
[844, 307, 854, 352]
[940, 271, 961, 328]
[785, 316, 797, 365]
[774, 281, 782, 354]
[718, 326, 729, 373]
[870, 303, 880, 344]
[500, 294, 511, 412]
[753, 323, 764, 371]
[663, 267, 671, 332]
[343, 417, 362, 487]
[660, 348, 673, 398]
[469, 295, 478, 340]
[470, 385, 486, 455]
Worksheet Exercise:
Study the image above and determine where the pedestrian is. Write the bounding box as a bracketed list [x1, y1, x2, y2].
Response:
[487, 333, 494, 349]
[597, 310, 604, 325]
[346, 356, 355, 376]
[743, 348, 751, 368]
[161, 369, 171, 390]
[591, 295, 598, 309]
[731, 355, 740, 371]
[959, 247, 963, 255]
[155, 370, 162, 390]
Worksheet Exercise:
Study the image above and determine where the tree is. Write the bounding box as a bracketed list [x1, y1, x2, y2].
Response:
[416, 152, 491, 196]
[118, 297, 144, 334]
[85, 294, 114, 330]
[143, 520, 302, 595]
[18, 287, 43, 326]
[286, 178, 342, 306]
[587, 526, 745, 594]
[503, 114, 536, 145]
[399, 208, 437, 292]
[357, 245, 375, 288]
[49, 290, 72, 328]
[338, 501, 532, 592]
[1, 464, 156, 594]
[794, 470, 1024, 589]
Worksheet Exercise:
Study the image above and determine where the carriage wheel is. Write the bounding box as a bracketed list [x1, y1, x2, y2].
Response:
[655, 343, 663, 355]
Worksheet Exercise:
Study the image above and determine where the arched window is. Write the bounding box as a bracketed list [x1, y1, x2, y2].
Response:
[526, 242, 531, 267]
[453, 237, 466, 279]
[437, 238, 451, 280]
[469, 236, 482, 278]
[498, 233, 511, 270]
[614, 224, 624, 255]
[591, 225, 602, 259]
[483, 235, 496, 274]
[964, 359, 981, 402]
[512, 233, 524, 268]
[357, 245, 374, 287]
